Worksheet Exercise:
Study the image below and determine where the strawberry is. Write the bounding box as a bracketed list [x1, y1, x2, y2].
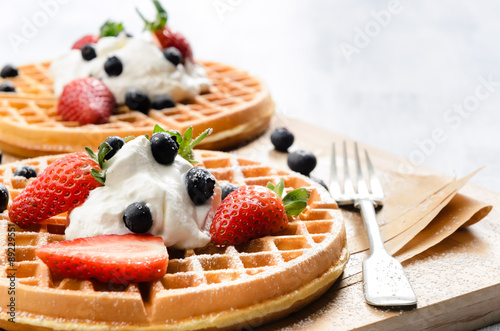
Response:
[57, 77, 116, 125]
[71, 34, 99, 50]
[71, 21, 126, 50]
[8, 152, 103, 227]
[210, 179, 310, 246]
[137, 0, 194, 63]
[35, 234, 168, 283]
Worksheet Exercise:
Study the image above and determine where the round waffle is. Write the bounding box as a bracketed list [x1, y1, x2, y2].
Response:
[0, 150, 348, 330]
[0, 61, 275, 157]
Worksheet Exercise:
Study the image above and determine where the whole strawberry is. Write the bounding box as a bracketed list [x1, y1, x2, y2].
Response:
[137, 0, 194, 63]
[71, 34, 99, 50]
[36, 234, 168, 283]
[210, 179, 310, 246]
[58, 77, 115, 125]
[9, 152, 103, 227]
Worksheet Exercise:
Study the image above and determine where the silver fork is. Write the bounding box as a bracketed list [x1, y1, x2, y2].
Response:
[330, 141, 417, 307]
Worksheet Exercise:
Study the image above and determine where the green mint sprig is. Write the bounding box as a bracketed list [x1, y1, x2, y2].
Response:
[99, 20, 125, 37]
[153, 124, 212, 164]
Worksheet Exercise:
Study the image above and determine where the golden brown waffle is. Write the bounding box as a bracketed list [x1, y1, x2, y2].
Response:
[0, 61, 274, 157]
[0, 62, 54, 99]
[0, 150, 347, 330]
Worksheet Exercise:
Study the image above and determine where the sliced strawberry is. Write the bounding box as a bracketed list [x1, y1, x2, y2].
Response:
[137, 0, 194, 63]
[210, 180, 310, 246]
[57, 77, 115, 125]
[71, 34, 99, 50]
[35, 234, 168, 283]
[9, 152, 103, 227]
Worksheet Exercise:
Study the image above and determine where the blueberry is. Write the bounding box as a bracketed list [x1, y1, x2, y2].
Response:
[271, 127, 294, 152]
[0, 183, 9, 213]
[125, 89, 151, 114]
[151, 96, 175, 110]
[14, 165, 37, 179]
[185, 167, 216, 205]
[150, 132, 179, 165]
[123, 202, 153, 234]
[81, 44, 97, 61]
[103, 136, 125, 160]
[287, 150, 317, 176]
[163, 47, 183, 66]
[311, 176, 328, 191]
[1, 64, 18, 78]
[0, 149, 2, 164]
[220, 182, 240, 201]
[104, 56, 123, 76]
[0, 81, 15, 93]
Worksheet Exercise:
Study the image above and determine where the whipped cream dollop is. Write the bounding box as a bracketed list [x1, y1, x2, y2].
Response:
[50, 33, 211, 104]
[66, 136, 220, 249]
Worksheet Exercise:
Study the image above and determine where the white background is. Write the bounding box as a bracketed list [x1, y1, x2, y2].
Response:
[1, 0, 499, 193]
[0, 1, 499, 329]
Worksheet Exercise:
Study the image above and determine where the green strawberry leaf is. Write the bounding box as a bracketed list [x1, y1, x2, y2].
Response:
[99, 20, 125, 37]
[136, 0, 168, 32]
[85, 142, 112, 185]
[283, 188, 310, 216]
[91, 168, 105, 185]
[124, 135, 135, 142]
[267, 179, 284, 199]
[85, 147, 98, 164]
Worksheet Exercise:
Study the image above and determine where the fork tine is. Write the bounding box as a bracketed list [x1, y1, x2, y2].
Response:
[342, 141, 355, 197]
[365, 150, 384, 203]
[354, 142, 369, 196]
[329, 144, 342, 198]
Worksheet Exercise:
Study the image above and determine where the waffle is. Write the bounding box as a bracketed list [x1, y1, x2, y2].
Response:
[0, 61, 275, 157]
[0, 150, 348, 331]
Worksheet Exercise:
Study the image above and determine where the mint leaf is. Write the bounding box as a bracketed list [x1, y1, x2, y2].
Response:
[99, 20, 125, 37]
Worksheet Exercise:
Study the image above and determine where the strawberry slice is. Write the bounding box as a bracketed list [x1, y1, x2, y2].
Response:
[71, 34, 99, 50]
[57, 77, 116, 125]
[9, 152, 103, 227]
[210, 180, 310, 246]
[137, 0, 194, 63]
[36, 234, 168, 283]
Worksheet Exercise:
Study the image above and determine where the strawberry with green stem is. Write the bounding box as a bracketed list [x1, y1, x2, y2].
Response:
[71, 20, 126, 50]
[136, 0, 194, 63]
[8, 153, 104, 227]
[210, 179, 310, 246]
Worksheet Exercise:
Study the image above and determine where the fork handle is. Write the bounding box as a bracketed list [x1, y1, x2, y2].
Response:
[356, 199, 386, 254]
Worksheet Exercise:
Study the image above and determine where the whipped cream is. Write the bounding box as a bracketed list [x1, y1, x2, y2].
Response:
[66, 136, 220, 249]
[50, 33, 211, 104]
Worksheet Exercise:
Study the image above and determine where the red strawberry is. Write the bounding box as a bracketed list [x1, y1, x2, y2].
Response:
[71, 34, 99, 50]
[71, 21, 125, 50]
[35, 234, 168, 283]
[58, 77, 116, 125]
[210, 180, 310, 246]
[9, 152, 103, 227]
[137, 0, 194, 63]
[153, 27, 193, 63]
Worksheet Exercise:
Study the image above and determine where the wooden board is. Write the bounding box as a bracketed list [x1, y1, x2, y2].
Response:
[2, 115, 499, 330]
[233, 116, 500, 331]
